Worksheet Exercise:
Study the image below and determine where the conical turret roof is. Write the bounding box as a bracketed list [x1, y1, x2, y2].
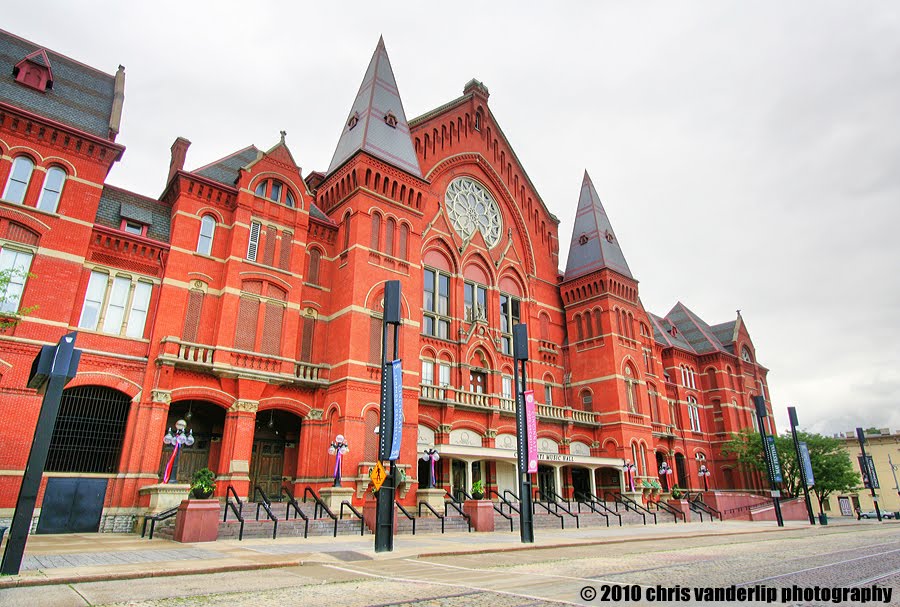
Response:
[327, 37, 422, 178]
[563, 171, 633, 281]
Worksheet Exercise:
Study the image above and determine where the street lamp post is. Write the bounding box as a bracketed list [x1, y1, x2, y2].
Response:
[162, 419, 195, 483]
[889, 454, 900, 501]
[623, 461, 637, 492]
[420, 448, 440, 489]
[855, 427, 882, 521]
[698, 464, 711, 492]
[328, 435, 349, 487]
[659, 461, 674, 493]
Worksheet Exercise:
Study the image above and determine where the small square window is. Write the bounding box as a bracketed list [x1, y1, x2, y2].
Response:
[123, 221, 145, 235]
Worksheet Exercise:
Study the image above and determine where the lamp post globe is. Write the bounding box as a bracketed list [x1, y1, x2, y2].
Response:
[162, 419, 194, 484]
[659, 461, 674, 493]
[698, 464, 711, 492]
[329, 434, 349, 487]
[420, 448, 440, 489]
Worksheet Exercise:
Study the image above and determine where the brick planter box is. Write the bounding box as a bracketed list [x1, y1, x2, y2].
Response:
[173, 499, 220, 543]
[463, 500, 495, 532]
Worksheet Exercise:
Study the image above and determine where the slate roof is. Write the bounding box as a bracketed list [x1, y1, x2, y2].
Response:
[327, 37, 422, 178]
[563, 171, 633, 281]
[309, 202, 335, 225]
[0, 29, 116, 139]
[665, 302, 726, 355]
[710, 321, 737, 347]
[95, 185, 171, 243]
[194, 146, 259, 187]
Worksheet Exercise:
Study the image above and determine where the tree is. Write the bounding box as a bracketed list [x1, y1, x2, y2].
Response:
[722, 429, 859, 507]
[0, 266, 37, 330]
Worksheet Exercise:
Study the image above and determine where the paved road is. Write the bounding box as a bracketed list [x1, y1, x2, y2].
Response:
[2, 524, 898, 606]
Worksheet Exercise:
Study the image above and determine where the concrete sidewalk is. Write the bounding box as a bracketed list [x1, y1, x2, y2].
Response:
[0, 518, 870, 589]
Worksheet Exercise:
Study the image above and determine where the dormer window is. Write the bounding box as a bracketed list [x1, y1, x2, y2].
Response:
[13, 49, 54, 93]
[121, 220, 147, 236]
[254, 179, 296, 208]
[347, 112, 359, 130]
[474, 111, 482, 131]
[384, 111, 398, 128]
[741, 346, 753, 363]
[578, 233, 589, 246]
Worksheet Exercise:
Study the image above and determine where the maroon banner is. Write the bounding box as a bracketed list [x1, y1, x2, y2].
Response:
[524, 390, 538, 473]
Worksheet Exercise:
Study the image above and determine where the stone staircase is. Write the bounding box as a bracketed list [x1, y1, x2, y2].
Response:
[492, 499, 679, 531]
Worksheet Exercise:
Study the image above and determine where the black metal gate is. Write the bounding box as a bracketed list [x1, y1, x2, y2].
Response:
[37, 478, 108, 534]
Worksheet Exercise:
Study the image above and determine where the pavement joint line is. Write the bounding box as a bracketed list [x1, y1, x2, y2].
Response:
[736, 546, 900, 586]
[321, 562, 584, 606]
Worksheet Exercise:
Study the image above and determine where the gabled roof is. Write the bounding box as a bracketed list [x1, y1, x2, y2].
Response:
[710, 321, 737, 348]
[648, 311, 696, 353]
[194, 146, 260, 187]
[327, 37, 422, 178]
[309, 202, 335, 225]
[0, 29, 117, 139]
[95, 185, 171, 243]
[665, 302, 727, 355]
[563, 171, 633, 281]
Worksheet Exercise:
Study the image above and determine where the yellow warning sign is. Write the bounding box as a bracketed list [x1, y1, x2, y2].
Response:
[369, 461, 387, 492]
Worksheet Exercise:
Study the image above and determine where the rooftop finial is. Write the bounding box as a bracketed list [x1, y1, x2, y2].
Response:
[280, 130, 287, 144]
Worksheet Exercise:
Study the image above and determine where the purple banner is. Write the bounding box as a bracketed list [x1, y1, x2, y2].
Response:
[524, 390, 538, 473]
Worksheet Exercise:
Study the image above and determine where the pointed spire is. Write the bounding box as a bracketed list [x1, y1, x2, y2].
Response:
[326, 38, 422, 178]
[563, 171, 633, 281]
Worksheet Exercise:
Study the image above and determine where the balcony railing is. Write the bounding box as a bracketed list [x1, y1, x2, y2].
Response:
[159, 337, 328, 386]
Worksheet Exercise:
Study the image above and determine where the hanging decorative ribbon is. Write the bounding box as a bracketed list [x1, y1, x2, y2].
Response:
[163, 440, 180, 483]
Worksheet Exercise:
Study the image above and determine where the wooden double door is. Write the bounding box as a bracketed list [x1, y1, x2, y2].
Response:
[250, 439, 285, 500]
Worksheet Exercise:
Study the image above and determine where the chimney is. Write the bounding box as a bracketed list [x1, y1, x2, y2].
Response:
[168, 137, 191, 184]
[108, 65, 125, 140]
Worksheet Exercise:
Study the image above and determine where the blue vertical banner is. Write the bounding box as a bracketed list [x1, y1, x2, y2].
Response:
[766, 435, 783, 483]
[798, 441, 815, 487]
[389, 359, 403, 461]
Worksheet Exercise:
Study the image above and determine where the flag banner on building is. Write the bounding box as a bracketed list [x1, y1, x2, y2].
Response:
[766, 435, 783, 483]
[858, 455, 879, 489]
[798, 441, 815, 487]
[524, 389, 538, 474]
[389, 359, 403, 461]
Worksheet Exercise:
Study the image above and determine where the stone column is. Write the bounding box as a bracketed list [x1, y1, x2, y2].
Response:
[216, 399, 257, 499]
[554, 465, 563, 499]
[465, 460, 473, 494]
[589, 467, 598, 497]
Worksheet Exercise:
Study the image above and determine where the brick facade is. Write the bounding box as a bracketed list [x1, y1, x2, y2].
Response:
[0, 30, 774, 530]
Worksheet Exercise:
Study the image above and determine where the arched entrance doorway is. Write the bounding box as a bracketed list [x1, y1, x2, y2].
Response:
[537, 465, 556, 499]
[571, 467, 591, 500]
[675, 452, 688, 490]
[159, 400, 225, 483]
[39, 386, 132, 534]
[250, 409, 302, 499]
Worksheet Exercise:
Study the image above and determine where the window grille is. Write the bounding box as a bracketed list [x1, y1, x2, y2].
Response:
[46, 386, 131, 473]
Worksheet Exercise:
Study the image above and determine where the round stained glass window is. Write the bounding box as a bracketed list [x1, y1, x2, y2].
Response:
[445, 177, 502, 248]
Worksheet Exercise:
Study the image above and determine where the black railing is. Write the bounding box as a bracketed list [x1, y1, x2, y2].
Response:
[418, 501, 445, 534]
[501, 489, 522, 514]
[533, 498, 565, 528]
[490, 489, 520, 515]
[224, 485, 245, 540]
[648, 499, 684, 523]
[341, 501, 366, 536]
[574, 492, 618, 527]
[608, 492, 656, 525]
[254, 485, 278, 539]
[485, 490, 514, 532]
[454, 488, 473, 502]
[396, 501, 416, 535]
[690, 496, 722, 521]
[280, 486, 309, 538]
[302, 487, 340, 536]
[538, 489, 580, 528]
[444, 490, 472, 531]
[141, 506, 178, 540]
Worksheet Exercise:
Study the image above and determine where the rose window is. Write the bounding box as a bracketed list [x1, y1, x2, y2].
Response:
[445, 177, 502, 248]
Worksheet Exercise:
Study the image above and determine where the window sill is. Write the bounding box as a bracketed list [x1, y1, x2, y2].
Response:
[74, 327, 151, 343]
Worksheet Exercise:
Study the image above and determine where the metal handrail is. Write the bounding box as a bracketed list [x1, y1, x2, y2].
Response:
[418, 501, 445, 534]
[532, 499, 565, 528]
[648, 499, 684, 523]
[454, 488, 473, 502]
[141, 506, 178, 539]
[280, 486, 308, 538]
[617, 492, 657, 524]
[224, 485, 245, 541]
[302, 487, 337, 522]
[340, 501, 365, 536]
[573, 492, 614, 527]
[690, 497, 722, 521]
[484, 490, 514, 532]
[540, 489, 580, 528]
[396, 501, 416, 535]
[443, 491, 472, 532]
[253, 486, 278, 538]
[488, 489, 520, 515]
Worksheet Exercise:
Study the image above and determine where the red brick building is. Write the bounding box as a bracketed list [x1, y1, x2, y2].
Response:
[0, 30, 774, 532]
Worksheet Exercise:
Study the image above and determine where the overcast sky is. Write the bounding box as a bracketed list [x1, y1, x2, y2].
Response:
[6, 1, 899, 436]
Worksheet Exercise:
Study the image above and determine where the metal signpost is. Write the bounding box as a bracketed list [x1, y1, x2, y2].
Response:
[787, 406, 816, 525]
[513, 323, 535, 543]
[1, 332, 81, 576]
[856, 427, 882, 521]
[375, 281, 402, 553]
[752, 395, 783, 527]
